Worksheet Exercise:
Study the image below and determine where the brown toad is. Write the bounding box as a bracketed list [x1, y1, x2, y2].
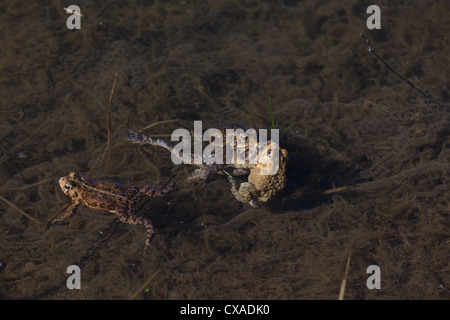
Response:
[222, 139, 288, 207]
[124, 124, 251, 184]
[53, 172, 173, 251]
[124, 125, 288, 207]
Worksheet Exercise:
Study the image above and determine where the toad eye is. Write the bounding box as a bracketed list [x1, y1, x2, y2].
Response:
[64, 182, 72, 190]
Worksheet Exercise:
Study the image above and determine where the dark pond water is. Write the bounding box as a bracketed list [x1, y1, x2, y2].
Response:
[0, 0, 448, 299]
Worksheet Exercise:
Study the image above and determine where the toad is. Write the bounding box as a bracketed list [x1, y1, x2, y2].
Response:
[124, 125, 288, 207]
[53, 172, 173, 250]
[222, 140, 288, 207]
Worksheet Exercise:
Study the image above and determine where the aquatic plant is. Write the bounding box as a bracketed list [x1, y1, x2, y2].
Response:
[268, 96, 289, 135]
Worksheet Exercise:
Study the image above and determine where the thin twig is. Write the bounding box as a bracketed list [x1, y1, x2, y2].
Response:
[0, 194, 41, 224]
[142, 134, 174, 138]
[371, 146, 393, 150]
[107, 72, 118, 170]
[63, 7, 84, 17]
[0, 178, 53, 192]
[361, 33, 437, 104]
[128, 269, 161, 300]
[323, 186, 353, 195]
[140, 119, 193, 132]
[338, 252, 352, 300]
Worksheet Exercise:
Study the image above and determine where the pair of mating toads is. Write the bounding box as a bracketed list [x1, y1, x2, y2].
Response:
[53, 126, 288, 250]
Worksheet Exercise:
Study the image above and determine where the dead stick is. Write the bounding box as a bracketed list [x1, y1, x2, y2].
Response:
[140, 119, 193, 132]
[0, 178, 53, 192]
[323, 186, 353, 195]
[128, 269, 161, 300]
[63, 7, 84, 17]
[0, 194, 41, 224]
[107, 72, 118, 170]
[361, 33, 437, 104]
[338, 252, 352, 300]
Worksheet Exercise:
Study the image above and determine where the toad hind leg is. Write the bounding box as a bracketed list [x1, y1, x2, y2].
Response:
[139, 183, 174, 198]
[119, 184, 172, 251]
[52, 201, 80, 224]
[117, 206, 154, 251]
[222, 170, 259, 207]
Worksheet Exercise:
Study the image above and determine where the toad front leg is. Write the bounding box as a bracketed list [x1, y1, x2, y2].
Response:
[52, 200, 81, 223]
[223, 171, 261, 208]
